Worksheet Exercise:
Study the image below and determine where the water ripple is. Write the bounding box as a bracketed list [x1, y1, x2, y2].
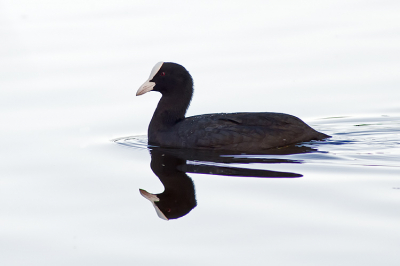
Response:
[114, 115, 400, 168]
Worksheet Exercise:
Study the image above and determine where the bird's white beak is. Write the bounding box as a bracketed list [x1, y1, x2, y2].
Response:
[136, 62, 164, 96]
[136, 80, 155, 96]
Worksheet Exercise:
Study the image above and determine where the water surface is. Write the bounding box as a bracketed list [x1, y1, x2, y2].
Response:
[1, 1, 400, 265]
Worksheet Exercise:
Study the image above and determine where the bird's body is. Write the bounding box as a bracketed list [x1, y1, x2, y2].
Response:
[149, 112, 328, 151]
[137, 62, 330, 152]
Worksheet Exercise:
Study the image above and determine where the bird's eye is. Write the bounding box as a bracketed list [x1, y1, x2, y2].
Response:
[160, 72, 166, 76]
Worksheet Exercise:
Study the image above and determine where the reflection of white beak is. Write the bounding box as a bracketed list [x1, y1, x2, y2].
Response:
[136, 62, 164, 96]
[139, 189, 169, 221]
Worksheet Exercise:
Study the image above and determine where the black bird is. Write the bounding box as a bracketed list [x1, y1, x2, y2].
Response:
[136, 62, 330, 152]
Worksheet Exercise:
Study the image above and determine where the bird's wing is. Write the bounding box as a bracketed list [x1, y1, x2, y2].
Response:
[178, 113, 307, 150]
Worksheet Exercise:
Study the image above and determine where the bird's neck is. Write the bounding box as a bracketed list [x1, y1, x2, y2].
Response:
[148, 88, 192, 142]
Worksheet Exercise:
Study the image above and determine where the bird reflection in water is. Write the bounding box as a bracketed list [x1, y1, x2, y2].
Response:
[140, 145, 320, 220]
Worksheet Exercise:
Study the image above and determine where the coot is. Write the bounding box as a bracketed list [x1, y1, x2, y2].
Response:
[137, 62, 330, 152]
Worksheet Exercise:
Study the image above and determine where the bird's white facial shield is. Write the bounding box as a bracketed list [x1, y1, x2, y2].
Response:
[136, 62, 164, 96]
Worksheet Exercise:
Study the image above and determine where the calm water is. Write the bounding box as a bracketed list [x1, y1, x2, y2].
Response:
[2, 1, 400, 265]
[113, 115, 400, 265]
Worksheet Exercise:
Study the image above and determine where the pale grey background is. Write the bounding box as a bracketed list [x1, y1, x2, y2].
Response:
[1, 1, 399, 265]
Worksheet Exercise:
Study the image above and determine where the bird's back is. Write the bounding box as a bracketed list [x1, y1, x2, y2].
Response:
[167, 112, 329, 151]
